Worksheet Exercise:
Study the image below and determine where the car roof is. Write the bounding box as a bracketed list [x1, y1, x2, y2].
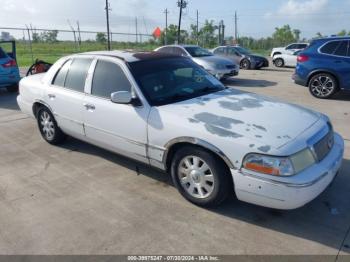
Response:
[77, 50, 180, 63]
[313, 36, 350, 42]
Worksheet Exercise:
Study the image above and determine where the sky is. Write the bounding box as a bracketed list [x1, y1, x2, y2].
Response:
[1, 0, 350, 41]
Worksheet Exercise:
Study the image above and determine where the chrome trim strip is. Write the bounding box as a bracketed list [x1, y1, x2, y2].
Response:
[163, 137, 235, 169]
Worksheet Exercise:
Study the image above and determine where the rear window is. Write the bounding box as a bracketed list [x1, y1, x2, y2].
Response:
[320, 41, 349, 56]
[64, 58, 92, 92]
[0, 47, 7, 59]
[334, 41, 349, 56]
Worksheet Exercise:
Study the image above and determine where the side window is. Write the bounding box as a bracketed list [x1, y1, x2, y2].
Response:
[91, 60, 131, 99]
[298, 44, 308, 49]
[214, 47, 225, 55]
[173, 47, 187, 56]
[157, 47, 173, 54]
[52, 60, 71, 87]
[286, 44, 296, 50]
[320, 41, 340, 55]
[228, 48, 239, 56]
[334, 41, 348, 56]
[64, 58, 92, 92]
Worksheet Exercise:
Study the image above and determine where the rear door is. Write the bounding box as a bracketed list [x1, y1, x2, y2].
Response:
[0, 47, 12, 77]
[46, 57, 93, 137]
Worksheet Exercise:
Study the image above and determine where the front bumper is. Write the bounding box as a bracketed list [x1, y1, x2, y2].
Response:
[207, 68, 239, 79]
[253, 60, 269, 69]
[231, 133, 344, 210]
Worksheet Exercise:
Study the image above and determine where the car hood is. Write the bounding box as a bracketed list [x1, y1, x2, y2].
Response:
[192, 55, 235, 66]
[158, 89, 322, 151]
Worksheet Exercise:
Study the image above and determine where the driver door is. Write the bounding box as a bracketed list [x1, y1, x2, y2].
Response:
[83, 57, 150, 163]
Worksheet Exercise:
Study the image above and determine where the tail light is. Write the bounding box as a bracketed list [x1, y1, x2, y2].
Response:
[2, 59, 17, 68]
[297, 55, 309, 63]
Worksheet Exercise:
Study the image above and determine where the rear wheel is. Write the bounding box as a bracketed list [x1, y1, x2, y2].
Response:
[37, 107, 66, 145]
[171, 146, 232, 207]
[274, 58, 284, 68]
[308, 73, 338, 99]
[240, 59, 251, 70]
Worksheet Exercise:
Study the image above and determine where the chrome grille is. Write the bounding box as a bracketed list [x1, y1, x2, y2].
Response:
[313, 129, 334, 161]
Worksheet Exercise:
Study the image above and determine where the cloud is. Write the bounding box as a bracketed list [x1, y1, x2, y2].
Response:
[265, 0, 329, 18]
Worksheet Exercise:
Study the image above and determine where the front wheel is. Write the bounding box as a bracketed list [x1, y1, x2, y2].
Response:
[308, 73, 338, 99]
[171, 146, 232, 207]
[240, 59, 251, 70]
[37, 107, 66, 145]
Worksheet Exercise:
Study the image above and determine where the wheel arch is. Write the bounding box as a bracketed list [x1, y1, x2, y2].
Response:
[163, 137, 235, 172]
[307, 70, 340, 87]
[32, 100, 53, 119]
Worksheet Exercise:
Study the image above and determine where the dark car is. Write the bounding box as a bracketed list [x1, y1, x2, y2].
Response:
[212, 46, 269, 70]
[293, 37, 350, 99]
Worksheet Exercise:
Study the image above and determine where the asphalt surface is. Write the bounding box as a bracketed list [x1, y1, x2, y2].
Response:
[0, 67, 349, 257]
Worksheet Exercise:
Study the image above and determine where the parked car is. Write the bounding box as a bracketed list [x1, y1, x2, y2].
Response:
[293, 37, 350, 99]
[155, 45, 239, 80]
[17, 51, 344, 209]
[212, 46, 269, 70]
[273, 51, 300, 68]
[271, 43, 309, 58]
[0, 41, 21, 92]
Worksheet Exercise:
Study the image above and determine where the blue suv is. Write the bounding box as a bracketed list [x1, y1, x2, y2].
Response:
[293, 37, 350, 99]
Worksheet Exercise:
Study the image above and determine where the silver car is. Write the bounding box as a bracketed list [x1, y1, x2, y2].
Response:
[155, 45, 239, 80]
[212, 46, 269, 70]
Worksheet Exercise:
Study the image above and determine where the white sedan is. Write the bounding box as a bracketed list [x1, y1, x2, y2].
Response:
[17, 51, 344, 209]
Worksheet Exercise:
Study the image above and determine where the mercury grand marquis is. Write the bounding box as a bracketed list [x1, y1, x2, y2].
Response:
[17, 51, 344, 209]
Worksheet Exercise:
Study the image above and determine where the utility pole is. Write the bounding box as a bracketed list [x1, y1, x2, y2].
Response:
[234, 11, 238, 44]
[164, 8, 169, 45]
[68, 20, 79, 52]
[76, 21, 82, 46]
[135, 17, 138, 43]
[196, 10, 199, 45]
[177, 0, 188, 44]
[25, 24, 34, 64]
[221, 20, 225, 45]
[105, 0, 111, 50]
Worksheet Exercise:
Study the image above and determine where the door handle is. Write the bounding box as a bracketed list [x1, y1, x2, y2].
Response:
[83, 103, 96, 110]
[48, 94, 56, 99]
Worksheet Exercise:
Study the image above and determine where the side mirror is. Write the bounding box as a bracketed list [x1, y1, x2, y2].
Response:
[111, 91, 133, 104]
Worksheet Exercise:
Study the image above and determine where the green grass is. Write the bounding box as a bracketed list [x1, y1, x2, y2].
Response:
[11, 41, 159, 67]
[1, 41, 271, 67]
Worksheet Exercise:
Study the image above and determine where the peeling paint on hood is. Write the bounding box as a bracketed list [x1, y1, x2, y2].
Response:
[158, 89, 321, 149]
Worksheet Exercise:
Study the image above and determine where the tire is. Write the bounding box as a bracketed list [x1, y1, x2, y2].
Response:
[240, 59, 251, 70]
[308, 73, 338, 99]
[37, 107, 66, 145]
[6, 84, 18, 93]
[274, 58, 284, 68]
[170, 146, 232, 207]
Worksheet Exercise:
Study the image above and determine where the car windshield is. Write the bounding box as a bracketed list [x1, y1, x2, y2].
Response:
[235, 47, 251, 55]
[184, 47, 213, 57]
[0, 47, 7, 59]
[129, 57, 226, 106]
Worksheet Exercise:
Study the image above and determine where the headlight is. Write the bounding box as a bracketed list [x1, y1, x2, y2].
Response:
[243, 154, 294, 176]
[243, 148, 316, 177]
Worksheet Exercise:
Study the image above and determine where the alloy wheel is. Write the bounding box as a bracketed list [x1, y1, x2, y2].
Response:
[310, 75, 335, 97]
[40, 111, 55, 140]
[177, 156, 215, 199]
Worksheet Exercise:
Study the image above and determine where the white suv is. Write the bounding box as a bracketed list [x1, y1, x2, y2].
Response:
[271, 43, 308, 57]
